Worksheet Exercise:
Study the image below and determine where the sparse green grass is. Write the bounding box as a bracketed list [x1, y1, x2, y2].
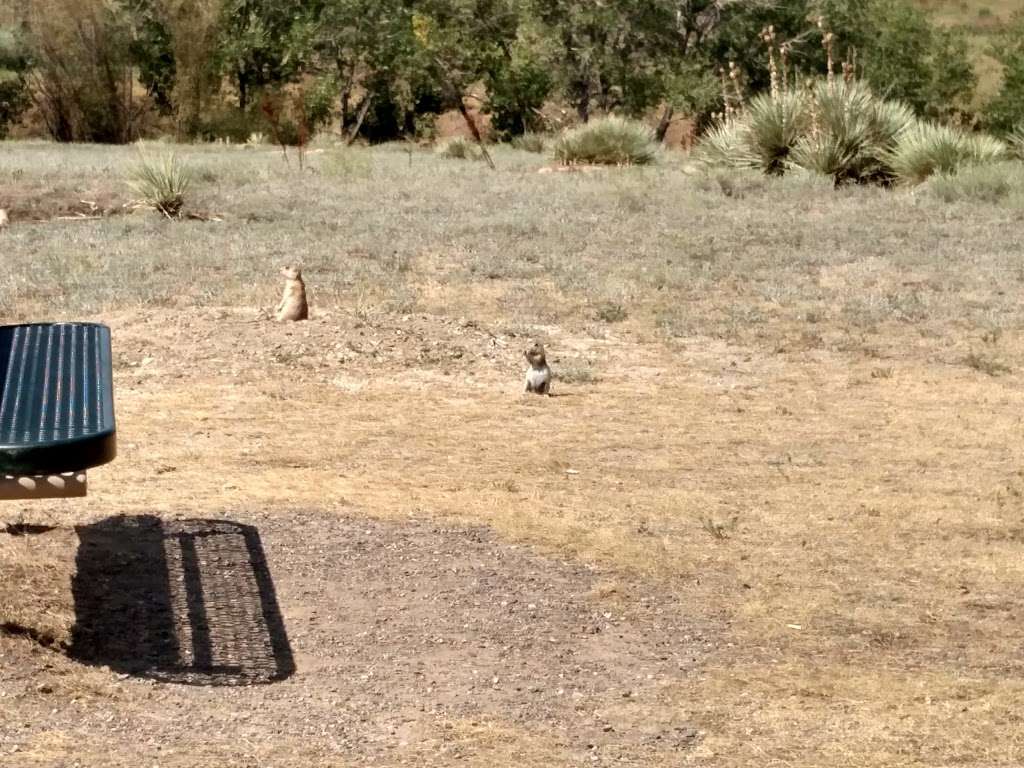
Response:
[3, 140, 1024, 353]
[925, 161, 1024, 202]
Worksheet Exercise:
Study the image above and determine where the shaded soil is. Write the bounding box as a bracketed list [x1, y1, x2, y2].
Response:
[1, 510, 707, 767]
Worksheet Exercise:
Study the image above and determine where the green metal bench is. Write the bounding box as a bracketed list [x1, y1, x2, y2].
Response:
[0, 323, 116, 498]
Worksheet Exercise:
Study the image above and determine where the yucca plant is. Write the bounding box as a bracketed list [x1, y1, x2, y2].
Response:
[553, 116, 659, 166]
[885, 123, 1006, 185]
[791, 81, 915, 183]
[966, 134, 1008, 164]
[790, 129, 868, 181]
[696, 75, 1006, 187]
[1008, 126, 1024, 160]
[128, 152, 192, 218]
[744, 90, 810, 174]
[693, 118, 759, 170]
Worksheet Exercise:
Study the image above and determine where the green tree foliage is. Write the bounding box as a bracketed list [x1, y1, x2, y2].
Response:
[532, 0, 678, 122]
[0, 0, 991, 143]
[159, 0, 222, 137]
[818, 0, 975, 119]
[126, 0, 176, 112]
[486, 42, 553, 136]
[985, 12, 1024, 134]
[306, 0, 417, 136]
[216, 0, 309, 109]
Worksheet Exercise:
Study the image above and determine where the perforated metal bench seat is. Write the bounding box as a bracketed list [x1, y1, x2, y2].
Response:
[0, 323, 116, 476]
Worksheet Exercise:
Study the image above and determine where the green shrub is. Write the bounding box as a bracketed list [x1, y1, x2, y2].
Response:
[925, 163, 1020, 204]
[512, 132, 547, 153]
[0, 73, 27, 140]
[437, 136, 481, 160]
[487, 50, 554, 138]
[0, 28, 28, 139]
[553, 117, 658, 166]
[983, 13, 1024, 134]
[194, 108, 262, 143]
[128, 152, 192, 218]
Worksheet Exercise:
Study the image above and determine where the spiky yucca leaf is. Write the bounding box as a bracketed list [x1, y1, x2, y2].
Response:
[866, 98, 917, 147]
[793, 81, 915, 183]
[790, 130, 865, 181]
[553, 117, 659, 166]
[744, 90, 810, 174]
[694, 118, 759, 170]
[966, 134, 1008, 164]
[886, 124, 1006, 185]
[128, 152, 192, 218]
[1008, 126, 1024, 160]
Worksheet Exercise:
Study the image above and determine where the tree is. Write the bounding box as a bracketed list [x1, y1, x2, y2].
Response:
[126, 0, 176, 113]
[817, 0, 975, 119]
[217, 0, 308, 109]
[985, 12, 1024, 134]
[308, 0, 417, 136]
[158, 0, 222, 136]
[533, 0, 680, 122]
[25, 0, 137, 142]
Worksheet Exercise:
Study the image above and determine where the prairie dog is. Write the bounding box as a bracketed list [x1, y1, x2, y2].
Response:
[275, 266, 309, 322]
[524, 342, 552, 395]
[0, 209, 8, 230]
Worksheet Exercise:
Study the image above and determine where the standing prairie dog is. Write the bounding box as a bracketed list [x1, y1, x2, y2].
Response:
[275, 265, 309, 321]
[0, 209, 8, 230]
[524, 342, 552, 395]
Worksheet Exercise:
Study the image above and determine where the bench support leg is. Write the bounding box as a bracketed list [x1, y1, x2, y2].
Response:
[0, 473, 87, 500]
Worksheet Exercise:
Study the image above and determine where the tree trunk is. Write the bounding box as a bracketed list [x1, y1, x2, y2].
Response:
[345, 95, 372, 145]
[655, 105, 673, 143]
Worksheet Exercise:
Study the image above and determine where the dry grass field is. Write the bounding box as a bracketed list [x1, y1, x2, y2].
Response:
[2, 140, 1024, 767]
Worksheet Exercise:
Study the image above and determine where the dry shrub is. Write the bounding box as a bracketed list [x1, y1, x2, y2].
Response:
[26, 0, 136, 142]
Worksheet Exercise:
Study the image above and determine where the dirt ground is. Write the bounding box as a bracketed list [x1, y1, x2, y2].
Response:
[2, 304, 1023, 767]
[1, 308, 722, 768]
[2, 143, 1024, 766]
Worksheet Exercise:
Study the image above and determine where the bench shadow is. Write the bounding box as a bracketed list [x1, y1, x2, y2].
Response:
[68, 515, 294, 686]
